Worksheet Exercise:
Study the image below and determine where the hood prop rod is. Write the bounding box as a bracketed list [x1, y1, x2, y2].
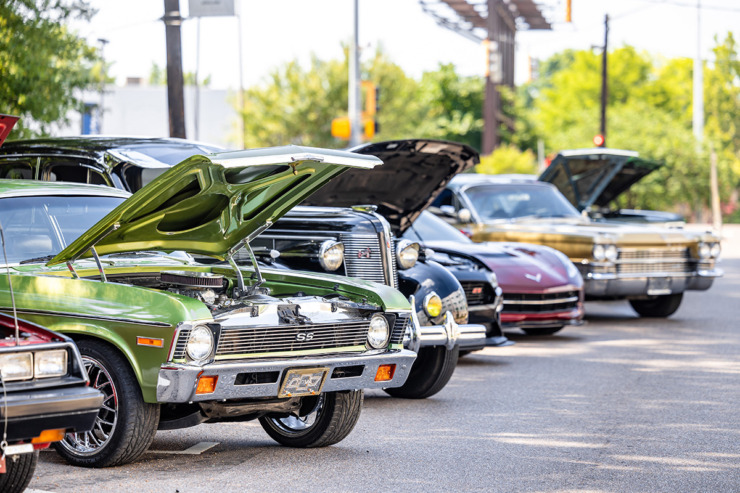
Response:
[90, 246, 107, 283]
[226, 221, 273, 298]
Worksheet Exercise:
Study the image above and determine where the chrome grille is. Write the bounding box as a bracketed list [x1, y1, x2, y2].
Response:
[216, 320, 370, 356]
[389, 234, 398, 289]
[171, 327, 191, 360]
[461, 281, 493, 306]
[341, 233, 390, 286]
[391, 313, 410, 344]
[503, 291, 580, 314]
[617, 247, 691, 274]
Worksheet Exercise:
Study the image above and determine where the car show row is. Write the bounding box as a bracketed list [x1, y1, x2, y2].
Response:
[0, 113, 722, 492]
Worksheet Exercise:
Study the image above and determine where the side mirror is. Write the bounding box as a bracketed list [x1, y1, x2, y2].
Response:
[457, 208, 472, 223]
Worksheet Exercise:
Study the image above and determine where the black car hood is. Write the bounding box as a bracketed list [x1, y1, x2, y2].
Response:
[538, 148, 661, 210]
[303, 139, 478, 234]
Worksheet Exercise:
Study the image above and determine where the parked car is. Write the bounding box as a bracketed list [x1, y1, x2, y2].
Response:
[404, 212, 584, 335]
[432, 174, 722, 317]
[0, 312, 103, 492]
[539, 148, 685, 225]
[0, 146, 417, 468]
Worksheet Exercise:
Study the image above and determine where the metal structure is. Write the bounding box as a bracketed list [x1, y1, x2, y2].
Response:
[419, 0, 552, 153]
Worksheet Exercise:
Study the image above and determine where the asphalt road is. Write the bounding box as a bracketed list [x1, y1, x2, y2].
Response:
[28, 226, 740, 493]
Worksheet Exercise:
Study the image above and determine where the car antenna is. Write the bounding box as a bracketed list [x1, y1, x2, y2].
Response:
[0, 220, 19, 346]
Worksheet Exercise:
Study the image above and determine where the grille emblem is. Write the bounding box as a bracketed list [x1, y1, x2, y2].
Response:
[357, 247, 372, 259]
[525, 273, 542, 283]
[295, 332, 314, 342]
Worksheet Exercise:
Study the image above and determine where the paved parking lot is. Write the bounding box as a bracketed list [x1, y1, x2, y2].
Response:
[28, 226, 740, 493]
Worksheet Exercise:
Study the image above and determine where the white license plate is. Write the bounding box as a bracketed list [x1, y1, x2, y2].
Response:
[3, 443, 34, 456]
[278, 367, 329, 398]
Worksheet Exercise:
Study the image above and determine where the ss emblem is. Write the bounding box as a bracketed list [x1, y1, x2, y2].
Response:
[296, 332, 314, 342]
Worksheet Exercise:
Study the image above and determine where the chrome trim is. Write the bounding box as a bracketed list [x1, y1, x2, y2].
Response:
[0, 308, 173, 328]
[504, 296, 580, 305]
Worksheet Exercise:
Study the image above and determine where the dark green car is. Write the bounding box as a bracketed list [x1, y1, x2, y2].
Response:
[0, 146, 416, 467]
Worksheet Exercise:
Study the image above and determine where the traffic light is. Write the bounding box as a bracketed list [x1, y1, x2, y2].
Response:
[566, 0, 572, 22]
[331, 117, 351, 140]
[331, 82, 380, 141]
[593, 134, 605, 147]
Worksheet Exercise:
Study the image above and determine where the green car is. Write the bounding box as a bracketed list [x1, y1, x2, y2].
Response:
[0, 146, 416, 468]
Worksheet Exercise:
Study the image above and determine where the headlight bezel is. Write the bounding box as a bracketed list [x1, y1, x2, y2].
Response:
[592, 243, 617, 262]
[318, 240, 344, 271]
[396, 239, 420, 270]
[0, 352, 34, 381]
[367, 314, 390, 349]
[186, 325, 214, 362]
[34, 349, 68, 379]
[423, 291, 443, 319]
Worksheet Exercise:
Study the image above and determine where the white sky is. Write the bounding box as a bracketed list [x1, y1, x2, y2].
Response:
[72, 0, 740, 89]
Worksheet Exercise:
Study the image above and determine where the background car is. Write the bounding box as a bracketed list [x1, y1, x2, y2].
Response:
[0, 312, 103, 493]
[404, 211, 584, 335]
[432, 174, 722, 317]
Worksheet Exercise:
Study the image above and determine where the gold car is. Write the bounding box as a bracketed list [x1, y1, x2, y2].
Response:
[431, 174, 722, 318]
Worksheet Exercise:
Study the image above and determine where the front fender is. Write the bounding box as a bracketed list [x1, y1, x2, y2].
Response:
[398, 260, 468, 325]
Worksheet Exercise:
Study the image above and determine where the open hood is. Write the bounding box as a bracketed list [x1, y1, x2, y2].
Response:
[538, 148, 661, 210]
[49, 146, 381, 265]
[303, 139, 478, 233]
[0, 114, 19, 147]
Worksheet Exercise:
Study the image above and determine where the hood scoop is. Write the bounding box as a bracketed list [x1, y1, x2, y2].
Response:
[161, 271, 224, 288]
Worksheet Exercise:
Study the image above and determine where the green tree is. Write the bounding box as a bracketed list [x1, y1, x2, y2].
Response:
[0, 0, 103, 137]
[476, 144, 537, 175]
[147, 62, 212, 87]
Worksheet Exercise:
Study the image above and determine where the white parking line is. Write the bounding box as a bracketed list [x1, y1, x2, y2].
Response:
[147, 441, 220, 455]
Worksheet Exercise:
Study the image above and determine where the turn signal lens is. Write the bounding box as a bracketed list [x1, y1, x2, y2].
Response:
[374, 364, 396, 382]
[423, 292, 443, 318]
[196, 375, 218, 394]
[31, 429, 65, 444]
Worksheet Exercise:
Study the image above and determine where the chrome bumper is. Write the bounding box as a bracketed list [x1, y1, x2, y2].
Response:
[405, 295, 487, 353]
[156, 349, 416, 403]
[584, 268, 723, 297]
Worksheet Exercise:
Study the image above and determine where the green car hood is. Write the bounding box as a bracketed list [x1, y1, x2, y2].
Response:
[48, 146, 382, 265]
[538, 148, 661, 210]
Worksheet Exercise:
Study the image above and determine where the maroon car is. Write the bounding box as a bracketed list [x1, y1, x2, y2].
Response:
[405, 211, 584, 335]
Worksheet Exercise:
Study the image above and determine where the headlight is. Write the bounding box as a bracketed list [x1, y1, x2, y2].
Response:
[318, 240, 344, 271]
[592, 244, 606, 261]
[698, 242, 711, 259]
[34, 349, 68, 378]
[0, 352, 33, 381]
[604, 244, 618, 262]
[396, 239, 420, 270]
[488, 271, 499, 287]
[186, 325, 214, 361]
[423, 292, 443, 318]
[367, 314, 390, 349]
[710, 242, 721, 258]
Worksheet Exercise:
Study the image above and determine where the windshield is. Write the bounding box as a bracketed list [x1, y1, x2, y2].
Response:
[463, 183, 581, 221]
[404, 211, 473, 244]
[0, 195, 125, 264]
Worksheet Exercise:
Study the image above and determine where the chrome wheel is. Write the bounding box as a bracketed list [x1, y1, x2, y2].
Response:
[269, 395, 324, 434]
[59, 356, 118, 455]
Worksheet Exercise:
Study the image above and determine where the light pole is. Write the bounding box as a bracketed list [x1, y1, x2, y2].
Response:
[348, 0, 361, 147]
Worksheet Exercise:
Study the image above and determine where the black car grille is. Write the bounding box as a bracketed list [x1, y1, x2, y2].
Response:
[461, 281, 496, 306]
[340, 233, 397, 288]
[215, 320, 371, 356]
[616, 248, 691, 275]
[502, 290, 580, 314]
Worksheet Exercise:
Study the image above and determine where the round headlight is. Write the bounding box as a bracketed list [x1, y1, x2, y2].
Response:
[710, 242, 721, 258]
[396, 239, 420, 270]
[604, 244, 618, 262]
[318, 240, 344, 271]
[186, 325, 214, 361]
[423, 292, 443, 318]
[367, 314, 390, 349]
[592, 244, 606, 261]
[698, 243, 711, 259]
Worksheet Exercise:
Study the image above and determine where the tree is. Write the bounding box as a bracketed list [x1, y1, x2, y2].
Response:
[0, 0, 103, 137]
[148, 62, 211, 87]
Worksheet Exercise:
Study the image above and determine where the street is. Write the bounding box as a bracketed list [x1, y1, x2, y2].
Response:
[28, 227, 740, 493]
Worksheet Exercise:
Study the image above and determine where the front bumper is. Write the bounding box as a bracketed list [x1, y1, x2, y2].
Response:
[157, 349, 417, 403]
[0, 385, 104, 442]
[501, 307, 585, 329]
[405, 295, 487, 352]
[583, 268, 723, 298]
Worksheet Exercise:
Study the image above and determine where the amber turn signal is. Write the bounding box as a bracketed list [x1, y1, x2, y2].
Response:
[196, 375, 218, 394]
[31, 429, 65, 444]
[374, 364, 396, 382]
[136, 337, 164, 348]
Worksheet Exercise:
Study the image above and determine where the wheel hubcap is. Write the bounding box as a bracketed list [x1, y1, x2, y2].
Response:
[270, 395, 325, 434]
[59, 356, 118, 455]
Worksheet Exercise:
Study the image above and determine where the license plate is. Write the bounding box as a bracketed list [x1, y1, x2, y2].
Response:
[3, 444, 34, 456]
[278, 367, 329, 398]
[647, 277, 672, 296]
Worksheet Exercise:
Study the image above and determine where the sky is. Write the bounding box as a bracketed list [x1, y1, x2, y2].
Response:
[71, 0, 740, 90]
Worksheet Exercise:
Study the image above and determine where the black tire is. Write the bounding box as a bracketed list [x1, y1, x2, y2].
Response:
[53, 339, 160, 467]
[629, 293, 683, 318]
[384, 345, 459, 399]
[259, 390, 363, 448]
[0, 450, 37, 493]
[522, 326, 563, 336]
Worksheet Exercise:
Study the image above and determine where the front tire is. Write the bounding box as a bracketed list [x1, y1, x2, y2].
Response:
[0, 451, 38, 493]
[54, 339, 160, 467]
[384, 345, 459, 399]
[629, 293, 683, 317]
[259, 390, 363, 448]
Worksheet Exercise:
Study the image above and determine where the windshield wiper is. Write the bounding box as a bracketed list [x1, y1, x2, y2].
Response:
[19, 255, 56, 265]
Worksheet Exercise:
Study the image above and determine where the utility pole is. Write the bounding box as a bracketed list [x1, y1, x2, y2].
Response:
[482, 0, 502, 154]
[163, 0, 186, 138]
[348, 0, 361, 147]
[600, 14, 609, 147]
[693, 0, 704, 143]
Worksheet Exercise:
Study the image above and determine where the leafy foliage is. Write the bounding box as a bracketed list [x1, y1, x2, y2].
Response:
[0, 0, 103, 137]
[476, 144, 537, 176]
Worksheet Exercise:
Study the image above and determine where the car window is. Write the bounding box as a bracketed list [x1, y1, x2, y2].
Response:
[464, 184, 581, 221]
[0, 160, 35, 180]
[405, 212, 473, 244]
[45, 162, 109, 186]
[0, 195, 125, 264]
[430, 189, 453, 208]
